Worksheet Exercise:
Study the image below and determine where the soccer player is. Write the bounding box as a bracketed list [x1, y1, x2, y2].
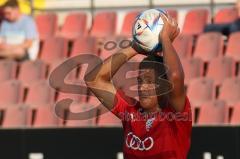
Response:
[85, 13, 192, 159]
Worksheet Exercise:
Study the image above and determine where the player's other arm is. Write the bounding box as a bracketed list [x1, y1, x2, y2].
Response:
[84, 46, 137, 110]
[160, 14, 186, 112]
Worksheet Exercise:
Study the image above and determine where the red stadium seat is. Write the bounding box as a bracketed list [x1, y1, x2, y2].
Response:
[25, 80, 55, 106]
[98, 106, 121, 127]
[65, 102, 97, 127]
[0, 59, 17, 82]
[187, 78, 215, 107]
[173, 34, 193, 58]
[214, 8, 238, 24]
[70, 37, 98, 57]
[226, 32, 240, 61]
[18, 60, 47, 87]
[58, 12, 87, 40]
[47, 59, 77, 82]
[181, 58, 204, 84]
[206, 57, 235, 85]
[33, 105, 59, 127]
[36, 13, 58, 40]
[182, 9, 209, 36]
[2, 105, 31, 128]
[194, 32, 224, 62]
[121, 11, 140, 37]
[230, 103, 240, 125]
[0, 80, 23, 105]
[218, 78, 240, 106]
[40, 37, 68, 64]
[166, 9, 178, 21]
[197, 100, 227, 125]
[90, 12, 117, 37]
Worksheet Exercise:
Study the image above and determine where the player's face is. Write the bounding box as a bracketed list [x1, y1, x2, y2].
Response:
[138, 69, 159, 111]
[3, 7, 19, 22]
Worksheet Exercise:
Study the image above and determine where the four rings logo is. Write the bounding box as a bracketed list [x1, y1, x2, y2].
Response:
[126, 132, 154, 151]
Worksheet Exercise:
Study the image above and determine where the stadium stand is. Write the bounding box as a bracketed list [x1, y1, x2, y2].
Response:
[214, 7, 239, 24]
[90, 11, 117, 37]
[0, 80, 24, 105]
[193, 32, 224, 62]
[18, 60, 47, 87]
[225, 32, 240, 61]
[0, 60, 17, 82]
[35, 13, 58, 40]
[182, 9, 209, 36]
[57, 12, 87, 40]
[173, 34, 193, 58]
[197, 100, 227, 125]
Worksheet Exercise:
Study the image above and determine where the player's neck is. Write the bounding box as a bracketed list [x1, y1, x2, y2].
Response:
[144, 106, 161, 113]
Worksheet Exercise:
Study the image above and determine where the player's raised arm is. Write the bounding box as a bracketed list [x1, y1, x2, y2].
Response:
[84, 46, 137, 110]
[160, 14, 186, 112]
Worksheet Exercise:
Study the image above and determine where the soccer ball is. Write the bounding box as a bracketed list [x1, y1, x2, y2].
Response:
[132, 9, 167, 53]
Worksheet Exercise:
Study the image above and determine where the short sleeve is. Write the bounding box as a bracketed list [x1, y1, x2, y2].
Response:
[111, 89, 136, 119]
[24, 16, 39, 40]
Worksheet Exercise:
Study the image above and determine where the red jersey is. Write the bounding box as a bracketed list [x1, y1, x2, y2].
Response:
[111, 89, 192, 159]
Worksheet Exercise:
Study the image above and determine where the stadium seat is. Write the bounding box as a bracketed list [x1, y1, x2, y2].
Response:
[33, 105, 59, 127]
[25, 80, 55, 106]
[0, 59, 17, 82]
[40, 37, 68, 64]
[2, 105, 31, 128]
[173, 34, 193, 58]
[121, 11, 140, 37]
[166, 9, 178, 21]
[181, 58, 204, 84]
[197, 100, 227, 125]
[214, 8, 239, 24]
[182, 9, 209, 36]
[35, 13, 58, 40]
[70, 37, 98, 57]
[206, 57, 235, 85]
[90, 11, 117, 37]
[187, 78, 215, 107]
[47, 58, 77, 82]
[230, 103, 240, 125]
[218, 78, 240, 106]
[58, 12, 87, 40]
[97, 106, 121, 127]
[65, 102, 97, 127]
[193, 32, 224, 62]
[0, 80, 23, 105]
[225, 32, 240, 61]
[18, 60, 47, 87]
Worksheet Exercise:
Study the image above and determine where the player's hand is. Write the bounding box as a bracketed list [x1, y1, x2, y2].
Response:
[159, 14, 180, 42]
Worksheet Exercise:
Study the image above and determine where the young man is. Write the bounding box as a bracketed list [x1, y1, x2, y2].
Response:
[85, 14, 192, 159]
[0, 0, 39, 61]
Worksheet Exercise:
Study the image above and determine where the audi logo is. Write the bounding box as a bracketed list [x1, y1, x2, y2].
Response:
[125, 132, 154, 151]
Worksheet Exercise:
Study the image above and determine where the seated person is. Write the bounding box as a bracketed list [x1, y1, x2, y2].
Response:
[204, 0, 240, 36]
[0, 0, 39, 61]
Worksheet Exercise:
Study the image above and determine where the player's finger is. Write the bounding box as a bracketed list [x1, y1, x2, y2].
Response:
[160, 13, 168, 24]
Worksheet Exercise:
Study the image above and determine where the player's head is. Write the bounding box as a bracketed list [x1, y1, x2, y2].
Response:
[3, 0, 20, 22]
[138, 54, 170, 111]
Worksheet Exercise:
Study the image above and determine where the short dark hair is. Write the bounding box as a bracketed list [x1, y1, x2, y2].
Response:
[139, 54, 168, 80]
[3, 0, 19, 8]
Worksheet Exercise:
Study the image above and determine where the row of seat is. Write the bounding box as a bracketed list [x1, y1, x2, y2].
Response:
[0, 101, 121, 128]
[35, 7, 239, 40]
[1, 55, 240, 88]
[38, 32, 240, 64]
[0, 76, 239, 108]
[0, 98, 239, 128]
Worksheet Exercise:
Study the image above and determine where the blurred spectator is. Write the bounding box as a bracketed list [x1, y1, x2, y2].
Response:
[204, 0, 240, 36]
[0, 0, 39, 61]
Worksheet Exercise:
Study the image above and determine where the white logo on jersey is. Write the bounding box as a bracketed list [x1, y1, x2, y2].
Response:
[125, 132, 154, 151]
[146, 117, 155, 132]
